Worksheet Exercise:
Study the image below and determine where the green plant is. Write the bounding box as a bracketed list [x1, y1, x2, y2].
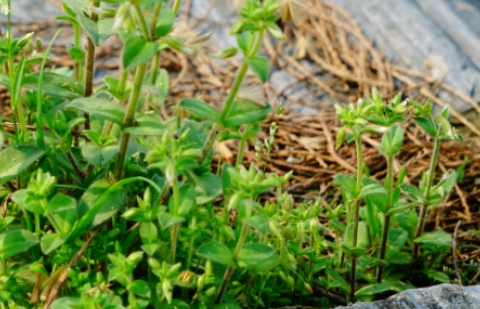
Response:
[334, 88, 462, 302]
[0, 0, 468, 307]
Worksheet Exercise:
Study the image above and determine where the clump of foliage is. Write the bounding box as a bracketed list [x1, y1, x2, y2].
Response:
[0, 0, 466, 308]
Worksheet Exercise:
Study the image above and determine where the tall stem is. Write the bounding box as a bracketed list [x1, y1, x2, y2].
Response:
[376, 154, 394, 283]
[113, 63, 147, 181]
[413, 137, 441, 258]
[215, 221, 249, 304]
[172, 0, 182, 16]
[170, 168, 181, 263]
[349, 136, 363, 303]
[83, 1, 100, 129]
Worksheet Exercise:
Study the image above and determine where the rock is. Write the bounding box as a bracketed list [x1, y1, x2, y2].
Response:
[331, 0, 480, 113]
[334, 284, 480, 309]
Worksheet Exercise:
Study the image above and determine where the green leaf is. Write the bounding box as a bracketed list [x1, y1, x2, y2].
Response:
[79, 17, 114, 46]
[0, 229, 37, 259]
[197, 242, 235, 266]
[81, 144, 119, 168]
[123, 34, 159, 70]
[414, 231, 452, 247]
[246, 56, 269, 83]
[0, 146, 44, 186]
[152, 69, 169, 106]
[157, 212, 185, 229]
[78, 179, 126, 227]
[360, 183, 386, 197]
[154, 5, 174, 37]
[128, 280, 151, 299]
[423, 269, 450, 283]
[46, 194, 78, 235]
[11, 189, 45, 215]
[125, 114, 165, 136]
[243, 214, 268, 235]
[379, 125, 404, 156]
[50, 297, 83, 309]
[413, 117, 436, 137]
[192, 172, 222, 204]
[237, 243, 276, 268]
[67, 98, 126, 126]
[355, 283, 390, 297]
[40, 232, 66, 255]
[222, 101, 271, 127]
[179, 98, 219, 122]
[400, 183, 424, 201]
[333, 174, 357, 199]
[23, 72, 83, 99]
[343, 222, 369, 251]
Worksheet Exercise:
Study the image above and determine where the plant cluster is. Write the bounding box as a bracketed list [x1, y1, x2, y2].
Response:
[0, 0, 468, 308]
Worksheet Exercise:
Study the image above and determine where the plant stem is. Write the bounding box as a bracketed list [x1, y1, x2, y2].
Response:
[172, 0, 182, 16]
[413, 137, 441, 258]
[219, 61, 249, 121]
[215, 220, 250, 304]
[377, 154, 394, 283]
[113, 63, 147, 181]
[37, 30, 62, 150]
[350, 136, 363, 303]
[83, 1, 100, 129]
[235, 137, 246, 167]
[170, 168, 180, 263]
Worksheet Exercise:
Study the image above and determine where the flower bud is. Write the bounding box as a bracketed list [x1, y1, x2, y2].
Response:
[18, 32, 34, 48]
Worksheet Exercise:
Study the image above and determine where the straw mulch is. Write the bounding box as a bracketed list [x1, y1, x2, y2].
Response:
[2, 0, 480, 278]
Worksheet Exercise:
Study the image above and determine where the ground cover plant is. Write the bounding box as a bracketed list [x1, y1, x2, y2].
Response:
[0, 0, 474, 308]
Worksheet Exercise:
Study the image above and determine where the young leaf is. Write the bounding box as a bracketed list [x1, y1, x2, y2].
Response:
[125, 114, 165, 136]
[123, 34, 159, 70]
[197, 242, 235, 267]
[154, 5, 174, 37]
[0, 146, 44, 186]
[40, 232, 66, 255]
[128, 280, 151, 299]
[413, 117, 436, 137]
[67, 98, 126, 127]
[333, 174, 357, 199]
[179, 98, 219, 122]
[0, 229, 37, 259]
[414, 230, 452, 247]
[222, 101, 271, 128]
[246, 56, 269, 83]
[78, 179, 126, 227]
[23, 72, 83, 99]
[46, 194, 78, 235]
[237, 243, 276, 268]
[243, 214, 268, 235]
[355, 283, 390, 297]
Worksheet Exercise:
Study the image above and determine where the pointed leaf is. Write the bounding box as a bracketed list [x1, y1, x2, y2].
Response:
[179, 98, 218, 122]
[197, 242, 235, 266]
[222, 101, 271, 128]
[125, 114, 165, 136]
[123, 34, 159, 70]
[243, 214, 268, 235]
[67, 98, 126, 126]
[0, 146, 44, 186]
[40, 232, 66, 255]
[355, 283, 390, 297]
[0, 229, 38, 259]
[237, 243, 276, 268]
[246, 56, 269, 83]
[46, 194, 78, 235]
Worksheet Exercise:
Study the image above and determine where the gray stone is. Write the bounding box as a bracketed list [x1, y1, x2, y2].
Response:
[334, 284, 480, 309]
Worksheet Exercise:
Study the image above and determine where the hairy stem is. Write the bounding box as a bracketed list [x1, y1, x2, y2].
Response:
[377, 154, 394, 283]
[215, 221, 249, 304]
[350, 135, 363, 303]
[113, 63, 147, 181]
[413, 137, 441, 258]
[83, 1, 100, 129]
